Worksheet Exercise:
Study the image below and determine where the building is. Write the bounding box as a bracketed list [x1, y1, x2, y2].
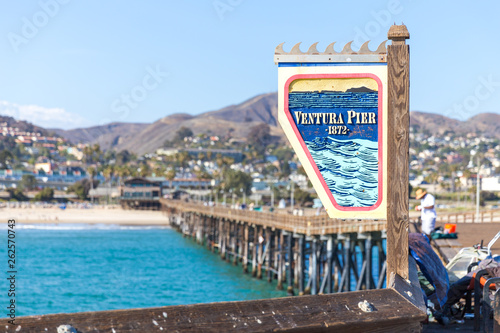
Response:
[157, 148, 244, 163]
[482, 176, 500, 192]
[120, 178, 162, 210]
[35, 157, 55, 174]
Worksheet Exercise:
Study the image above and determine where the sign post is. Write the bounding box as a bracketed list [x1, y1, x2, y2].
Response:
[386, 25, 410, 281]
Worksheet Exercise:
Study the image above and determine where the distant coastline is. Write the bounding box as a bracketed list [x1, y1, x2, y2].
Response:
[1, 206, 168, 225]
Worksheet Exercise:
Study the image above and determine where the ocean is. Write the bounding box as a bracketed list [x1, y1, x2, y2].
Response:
[0, 225, 288, 317]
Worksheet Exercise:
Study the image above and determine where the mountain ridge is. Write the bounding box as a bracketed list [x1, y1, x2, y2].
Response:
[3, 93, 500, 154]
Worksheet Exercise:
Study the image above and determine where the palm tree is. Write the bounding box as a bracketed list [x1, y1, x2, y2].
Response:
[87, 166, 96, 203]
[166, 169, 176, 189]
[103, 166, 115, 205]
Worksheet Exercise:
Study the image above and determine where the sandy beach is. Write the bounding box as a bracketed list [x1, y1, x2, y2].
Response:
[0, 206, 169, 225]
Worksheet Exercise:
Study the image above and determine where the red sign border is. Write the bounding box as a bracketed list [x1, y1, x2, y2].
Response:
[284, 73, 384, 212]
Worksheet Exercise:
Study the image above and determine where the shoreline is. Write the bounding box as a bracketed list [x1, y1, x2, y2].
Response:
[0, 207, 169, 225]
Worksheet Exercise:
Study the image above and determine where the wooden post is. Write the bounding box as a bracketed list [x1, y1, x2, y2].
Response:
[311, 238, 318, 295]
[326, 236, 333, 294]
[298, 235, 305, 295]
[233, 222, 238, 266]
[286, 233, 294, 296]
[267, 228, 273, 283]
[386, 24, 410, 281]
[220, 219, 226, 260]
[243, 224, 249, 273]
[366, 235, 373, 290]
[257, 226, 263, 279]
[344, 236, 351, 292]
[252, 226, 258, 277]
[226, 221, 232, 262]
[277, 230, 284, 290]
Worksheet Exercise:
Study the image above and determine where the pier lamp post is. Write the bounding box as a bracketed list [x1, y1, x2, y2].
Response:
[270, 185, 274, 209]
[240, 188, 246, 207]
[223, 190, 227, 206]
[476, 154, 481, 222]
[287, 181, 295, 212]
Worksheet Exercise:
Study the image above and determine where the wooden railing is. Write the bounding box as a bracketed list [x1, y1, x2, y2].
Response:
[161, 199, 386, 235]
[410, 209, 500, 224]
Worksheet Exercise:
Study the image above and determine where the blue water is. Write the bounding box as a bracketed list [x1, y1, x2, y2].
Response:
[306, 137, 379, 207]
[0, 225, 287, 317]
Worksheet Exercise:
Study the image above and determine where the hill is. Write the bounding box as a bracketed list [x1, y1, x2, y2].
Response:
[54, 93, 281, 155]
[8, 94, 500, 155]
[51, 122, 150, 148]
[0, 115, 54, 136]
[410, 111, 500, 137]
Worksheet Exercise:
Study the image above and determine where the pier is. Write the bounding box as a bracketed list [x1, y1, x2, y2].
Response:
[162, 199, 388, 295]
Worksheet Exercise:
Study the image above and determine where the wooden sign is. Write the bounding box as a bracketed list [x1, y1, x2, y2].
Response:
[275, 42, 388, 220]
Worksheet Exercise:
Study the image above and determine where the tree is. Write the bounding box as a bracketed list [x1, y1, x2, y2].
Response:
[222, 169, 252, 196]
[34, 188, 54, 202]
[166, 169, 176, 188]
[0, 150, 14, 168]
[67, 179, 100, 200]
[7, 188, 27, 201]
[247, 124, 272, 156]
[116, 150, 131, 165]
[174, 127, 193, 143]
[83, 144, 102, 165]
[280, 161, 291, 179]
[294, 187, 313, 207]
[115, 165, 131, 186]
[20, 174, 37, 191]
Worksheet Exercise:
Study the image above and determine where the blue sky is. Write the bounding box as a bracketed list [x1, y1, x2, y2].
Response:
[0, 1, 499, 129]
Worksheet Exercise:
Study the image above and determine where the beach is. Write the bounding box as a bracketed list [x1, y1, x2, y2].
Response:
[0, 205, 168, 225]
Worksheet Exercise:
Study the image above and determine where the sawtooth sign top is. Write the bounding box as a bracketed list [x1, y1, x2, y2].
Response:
[276, 41, 388, 220]
[274, 40, 387, 64]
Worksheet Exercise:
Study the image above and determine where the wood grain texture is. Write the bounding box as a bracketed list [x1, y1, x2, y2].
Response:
[0, 289, 426, 333]
[386, 25, 410, 281]
[389, 257, 426, 313]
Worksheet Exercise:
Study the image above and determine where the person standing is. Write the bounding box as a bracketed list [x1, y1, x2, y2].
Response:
[415, 189, 437, 236]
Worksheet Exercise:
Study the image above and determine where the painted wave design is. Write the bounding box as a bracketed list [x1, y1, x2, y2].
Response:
[289, 91, 378, 108]
[306, 137, 379, 207]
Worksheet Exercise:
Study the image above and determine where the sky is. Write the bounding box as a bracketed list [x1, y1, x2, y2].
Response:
[0, 1, 499, 130]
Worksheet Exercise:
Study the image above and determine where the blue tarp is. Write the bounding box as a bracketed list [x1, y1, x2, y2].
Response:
[409, 233, 449, 307]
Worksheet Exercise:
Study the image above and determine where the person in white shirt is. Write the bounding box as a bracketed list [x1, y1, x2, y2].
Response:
[415, 189, 437, 236]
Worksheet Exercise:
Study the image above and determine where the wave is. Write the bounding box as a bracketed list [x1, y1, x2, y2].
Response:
[0, 224, 171, 231]
[306, 137, 379, 207]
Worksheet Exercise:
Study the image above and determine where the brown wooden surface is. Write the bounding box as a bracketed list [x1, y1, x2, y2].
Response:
[162, 199, 386, 236]
[1, 289, 426, 333]
[389, 256, 426, 313]
[386, 24, 410, 281]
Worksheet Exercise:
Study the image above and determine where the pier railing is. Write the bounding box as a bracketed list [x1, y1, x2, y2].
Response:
[410, 209, 500, 224]
[161, 199, 386, 236]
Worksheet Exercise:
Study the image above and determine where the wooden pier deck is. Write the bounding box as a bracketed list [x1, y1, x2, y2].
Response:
[410, 210, 500, 263]
[162, 199, 386, 235]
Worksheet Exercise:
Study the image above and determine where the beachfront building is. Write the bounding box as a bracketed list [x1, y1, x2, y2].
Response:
[120, 177, 162, 210]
